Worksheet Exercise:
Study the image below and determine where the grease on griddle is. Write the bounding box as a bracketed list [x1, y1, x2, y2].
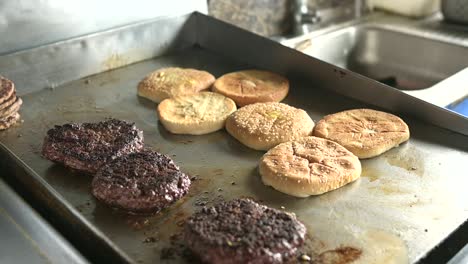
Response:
[318, 247, 362, 264]
[160, 232, 203, 263]
[75, 201, 92, 213]
[160, 247, 176, 260]
[194, 196, 209, 207]
[361, 166, 380, 183]
[176, 219, 185, 227]
[297, 247, 362, 264]
[187, 175, 211, 198]
[143, 237, 158, 243]
[297, 235, 362, 264]
[156, 208, 190, 232]
[384, 146, 425, 177]
[126, 217, 151, 230]
[194, 193, 225, 208]
[370, 184, 407, 195]
[213, 168, 223, 175]
[75, 204, 85, 213]
[29, 143, 41, 155]
[125, 209, 170, 230]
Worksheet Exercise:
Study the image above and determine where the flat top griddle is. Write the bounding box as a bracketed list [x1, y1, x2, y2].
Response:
[0, 13, 467, 264]
[0, 179, 88, 264]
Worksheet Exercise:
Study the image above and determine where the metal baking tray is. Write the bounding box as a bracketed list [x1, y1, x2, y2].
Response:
[0, 12, 467, 264]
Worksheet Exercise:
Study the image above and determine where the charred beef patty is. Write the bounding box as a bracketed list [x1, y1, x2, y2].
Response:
[184, 198, 306, 264]
[42, 119, 144, 174]
[91, 150, 191, 215]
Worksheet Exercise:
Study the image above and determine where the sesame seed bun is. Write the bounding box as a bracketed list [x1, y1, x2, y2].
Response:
[212, 70, 289, 106]
[313, 109, 410, 159]
[225, 102, 314, 151]
[138, 67, 215, 103]
[259, 136, 361, 197]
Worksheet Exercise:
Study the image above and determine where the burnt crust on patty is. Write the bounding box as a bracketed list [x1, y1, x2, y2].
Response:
[184, 198, 306, 264]
[41, 118, 144, 174]
[92, 149, 191, 215]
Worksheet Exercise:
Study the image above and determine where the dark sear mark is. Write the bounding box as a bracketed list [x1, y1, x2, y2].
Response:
[92, 149, 191, 215]
[160, 233, 202, 263]
[183, 198, 306, 264]
[42, 118, 144, 174]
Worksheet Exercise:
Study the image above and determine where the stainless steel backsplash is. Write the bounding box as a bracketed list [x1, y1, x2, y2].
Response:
[0, 0, 207, 55]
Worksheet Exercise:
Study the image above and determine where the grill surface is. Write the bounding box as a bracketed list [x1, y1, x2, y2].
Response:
[0, 13, 467, 264]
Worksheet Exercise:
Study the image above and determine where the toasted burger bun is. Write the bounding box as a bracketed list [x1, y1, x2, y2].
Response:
[259, 136, 361, 197]
[313, 109, 410, 159]
[138, 67, 215, 103]
[212, 69, 289, 106]
[225, 102, 314, 151]
[158, 92, 237, 135]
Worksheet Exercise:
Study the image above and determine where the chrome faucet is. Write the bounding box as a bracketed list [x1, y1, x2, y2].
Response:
[355, 0, 364, 18]
[293, 0, 321, 35]
[292, 0, 366, 36]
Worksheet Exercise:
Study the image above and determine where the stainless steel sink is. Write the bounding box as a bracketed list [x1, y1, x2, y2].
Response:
[291, 24, 468, 90]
